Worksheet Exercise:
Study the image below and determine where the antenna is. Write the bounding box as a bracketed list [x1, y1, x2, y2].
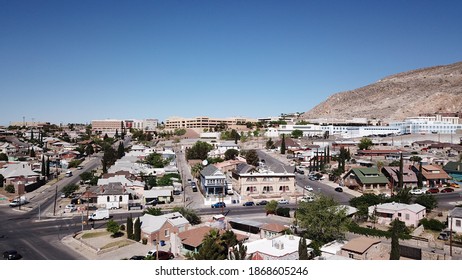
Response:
[202, 159, 208, 166]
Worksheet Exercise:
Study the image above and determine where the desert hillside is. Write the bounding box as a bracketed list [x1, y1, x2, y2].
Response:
[302, 61, 462, 122]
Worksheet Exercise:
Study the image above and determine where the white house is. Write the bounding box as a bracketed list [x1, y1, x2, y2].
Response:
[368, 202, 426, 227]
[449, 208, 462, 234]
[245, 235, 311, 260]
[96, 183, 130, 209]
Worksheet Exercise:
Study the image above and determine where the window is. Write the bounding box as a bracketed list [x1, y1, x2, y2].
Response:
[398, 213, 402, 217]
[246, 186, 256, 193]
[107, 196, 110, 202]
[405, 214, 410, 220]
[279, 186, 289, 192]
[456, 219, 461, 227]
[348, 253, 354, 259]
[279, 177, 289, 182]
[119, 196, 123, 202]
[263, 186, 273, 193]
[246, 177, 257, 182]
[164, 229, 169, 237]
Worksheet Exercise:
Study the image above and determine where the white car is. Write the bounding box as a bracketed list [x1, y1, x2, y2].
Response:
[304, 185, 313, 191]
[65, 204, 77, 211]
[410, 188, 425, 195]
[278, 199, 289, 205]
[300, 196, 315, 202]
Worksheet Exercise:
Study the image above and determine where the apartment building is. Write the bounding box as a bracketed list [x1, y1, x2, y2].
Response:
[91, 118, 158, 135]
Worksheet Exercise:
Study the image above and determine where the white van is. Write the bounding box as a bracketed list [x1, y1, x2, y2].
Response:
[65, 170, 73, 177]
[88, 209, 110, 221]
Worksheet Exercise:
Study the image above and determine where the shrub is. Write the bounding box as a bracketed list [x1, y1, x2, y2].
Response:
[5, 184, 15, 193]
[419, 218, 446, 232]
[276, 207, 291, 218]
[120, 224, 125, 231]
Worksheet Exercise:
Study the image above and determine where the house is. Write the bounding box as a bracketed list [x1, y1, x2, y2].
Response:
[340, 237, 382, 260]
[231, 163, 296, 202]
[96, 183, 130, 209]
[199, 164, 227, 195]
[174, 226, 247, 256]
[140, 212, 191, 246]
[214, 158, 247, 177]
[443, 161, 462, 175]
[411, 164, 450, 188]
[0, 162, 41, 189]
[260, 223, 288, 239]
[356, 149, 403, 159]
[381, 166, 418, 190]
[448, 207, 462, 234]
[274, 138, 300, 151]
[343, 167, 389, 194]
[319, 240, 349, 260]
[412, 140, 439, 149]
[368, 202, 426, 227]
[245, 235, 311, 260]
[143, 187, 174, 204]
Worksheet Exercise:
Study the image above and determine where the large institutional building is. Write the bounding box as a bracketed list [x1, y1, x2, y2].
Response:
[165, 116, 258, 129]
[91, 119, 158, 135]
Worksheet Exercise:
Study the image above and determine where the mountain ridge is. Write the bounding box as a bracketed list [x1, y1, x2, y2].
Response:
[302, 61, 462, 122]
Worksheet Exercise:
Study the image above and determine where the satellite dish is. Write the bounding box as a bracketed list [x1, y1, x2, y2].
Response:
[202, 159, 208, 166]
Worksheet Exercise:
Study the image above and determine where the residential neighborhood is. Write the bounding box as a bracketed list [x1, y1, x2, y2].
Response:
[2, 112, 462, 262]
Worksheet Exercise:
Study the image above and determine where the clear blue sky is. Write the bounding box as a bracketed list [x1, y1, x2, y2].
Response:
[1, 0, 461, 126]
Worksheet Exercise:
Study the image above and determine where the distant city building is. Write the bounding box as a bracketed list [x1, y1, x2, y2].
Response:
[91, 118, 158, 135]
[390, 116, 462, 134]
[165, 116, 257, 129]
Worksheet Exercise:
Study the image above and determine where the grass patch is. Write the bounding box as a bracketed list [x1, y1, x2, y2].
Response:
[81, 231, 111, 239]
[101, 240, 133, 250]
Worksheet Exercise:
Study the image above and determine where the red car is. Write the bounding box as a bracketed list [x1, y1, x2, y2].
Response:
[426, 188, 440, 194]
[441, 187, 455, 193]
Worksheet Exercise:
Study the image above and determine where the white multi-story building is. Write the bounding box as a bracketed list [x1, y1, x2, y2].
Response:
[92, 118, 158, 135]
[390, 118, 462, 134]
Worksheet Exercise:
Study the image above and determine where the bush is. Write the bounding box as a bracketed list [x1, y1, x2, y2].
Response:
[419, 218, 446, 232]
[5, 184, 15, 193]
[276, 207, 291, 218]
[120, 224, 126, 231]
[347, 222, 411, 239]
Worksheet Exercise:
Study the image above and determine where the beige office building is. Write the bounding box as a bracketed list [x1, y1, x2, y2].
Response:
[165, 116, 257, 129]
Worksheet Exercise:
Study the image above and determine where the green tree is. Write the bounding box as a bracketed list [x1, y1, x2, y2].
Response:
[85, 144, 94, 156]
[410, 156, 422, 165]
[229, 242, 249, 260]
[191, 163, 204, 179]
[106, 219, 120, 237]
[62, 184, 79, 197]
[337, 147, 351, 173]
[266, 138, 275, 150]
[143, 207, 163, 216]
[296, 195, 349, 244]
[0, 174, 4, 188]
[417, 163, 424, 188]
[126, 215, 134, 240]
[102, 146, 117, 173]
[46, 157, 50, 178]
[390, 188, 412, 204]
[30, 147, 36, 157]
[186, 141, 213, 160]
[298, 237, 309, 260]
[79, 171, 93, 182]
[172, 207, 202, 225]
[145, 152, 169, 168]
[117, 142, 125, 159]
[224, 149, 239, 161]
[414, 194, 438, 212]
[280, 134, 286, 154]
[134, 218, 141, 242]
[41, 156, 46, 177]
[245, 149, 259, 167]
[358, 137, 373, 150]
[190, 229, 227, 260]
[291, 129, 303, 139]
[5, 184, 15, 193]
[389, 219, 410, 260]
[0, 153, 8, 161]
[265, 200, 278, 215]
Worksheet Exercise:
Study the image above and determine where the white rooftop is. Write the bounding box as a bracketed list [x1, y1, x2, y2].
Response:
[369, 202, 426, 213]
[245, 235, 310, 258]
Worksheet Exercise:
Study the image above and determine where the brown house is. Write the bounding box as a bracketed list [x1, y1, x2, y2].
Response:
[139, 212, 191, 245]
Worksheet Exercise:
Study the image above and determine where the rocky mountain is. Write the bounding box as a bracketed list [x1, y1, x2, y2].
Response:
[302, 61, 462, 122]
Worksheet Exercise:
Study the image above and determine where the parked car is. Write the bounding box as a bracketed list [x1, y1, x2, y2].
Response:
[410, 188, 425, 195]
[334, 187, 343, 192]
[256, 200, 268, 206]
[300, 196, 315, 202]
[242, 201, 255, 206]
[77, 166, 83, 170]
[450, 183, 460, 188]
[2, 250, 22, 260]
[211, 202, 226, 208]
[304, 185, 313, 191]
[441, 187, 455, 193]
[146, 250, 174, 260]
[278, 199, 289, 205]
[65, 204, 77, 212]
[438, 230, 456, 240]
[426, 188, 440, 194]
